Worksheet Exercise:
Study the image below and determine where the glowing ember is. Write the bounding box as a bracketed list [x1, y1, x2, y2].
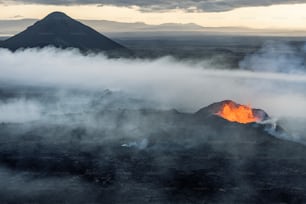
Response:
[216, 101, 260, 124]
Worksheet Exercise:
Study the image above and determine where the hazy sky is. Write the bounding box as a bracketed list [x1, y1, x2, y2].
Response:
[0, 1, 306, 29]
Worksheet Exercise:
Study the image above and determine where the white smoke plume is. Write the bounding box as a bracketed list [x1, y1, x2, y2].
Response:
[240, 42, 306, 74]
[0, 47, 305, 120]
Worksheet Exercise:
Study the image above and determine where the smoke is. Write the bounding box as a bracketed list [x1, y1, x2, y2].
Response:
[0, 47, 306, 119]
[0, 46, 306, 203]
[240, 42, 306, 74]
[0, 99, 41, 123]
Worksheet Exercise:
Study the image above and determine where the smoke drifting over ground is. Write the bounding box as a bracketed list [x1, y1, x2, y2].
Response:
[0, 47, 306, 118]
[240, 42, 306, 74]
[1, 45, 306, 203]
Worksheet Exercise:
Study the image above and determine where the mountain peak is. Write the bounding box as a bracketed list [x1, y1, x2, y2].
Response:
[43, 11, 71, 20]
[0, 11, 127, 52]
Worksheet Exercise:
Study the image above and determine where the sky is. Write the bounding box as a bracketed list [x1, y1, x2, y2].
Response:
[0, 1, 306, 29]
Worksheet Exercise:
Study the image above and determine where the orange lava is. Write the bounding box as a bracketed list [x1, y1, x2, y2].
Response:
[216, 101, 259, 124]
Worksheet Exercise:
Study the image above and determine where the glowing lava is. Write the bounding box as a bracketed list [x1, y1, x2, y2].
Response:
[216, 101, 260, 124]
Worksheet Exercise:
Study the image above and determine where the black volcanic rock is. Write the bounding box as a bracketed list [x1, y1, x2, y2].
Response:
[0, 12, 126, 52]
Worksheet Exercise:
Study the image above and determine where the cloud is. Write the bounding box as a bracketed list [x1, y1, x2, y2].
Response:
[10, 14, 23, 18]
[1, 0, 306, 12]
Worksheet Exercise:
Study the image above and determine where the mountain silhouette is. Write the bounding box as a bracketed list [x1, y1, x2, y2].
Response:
[0, 12, 126, 52]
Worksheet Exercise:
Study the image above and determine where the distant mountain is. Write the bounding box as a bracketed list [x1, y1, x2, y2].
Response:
[0, 12, 126, 52]
[1, 17, 302, 38]
[82, 20, 205, 32]
[0, 18, 205, 36]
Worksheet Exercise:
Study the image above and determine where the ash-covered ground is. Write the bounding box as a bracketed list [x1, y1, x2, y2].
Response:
[1, 87, 306, 204]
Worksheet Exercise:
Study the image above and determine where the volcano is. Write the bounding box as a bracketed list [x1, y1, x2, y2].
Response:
[196, 100, 270, 124]
[0, 12, 126, 52]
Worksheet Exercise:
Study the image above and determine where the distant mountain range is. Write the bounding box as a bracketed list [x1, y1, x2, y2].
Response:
[84, 20, 205, 32]
[1, 18, 306, 38]
[0, 18, 205, 36]
[0, 12, 126, 52]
